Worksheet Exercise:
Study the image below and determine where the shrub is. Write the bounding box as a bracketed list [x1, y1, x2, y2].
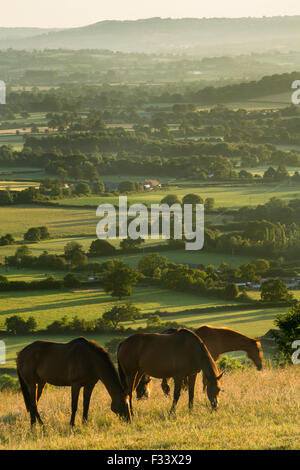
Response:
[0, 374, 20, 392]
[217, 355, 245, 371]
[5, 315, 37, 334]
[64, 273, 81, 288]
[273, 303, 300, 363]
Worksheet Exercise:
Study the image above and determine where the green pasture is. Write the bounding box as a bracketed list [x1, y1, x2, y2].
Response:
[0, 205, 98, 238]
[0, 134, 24, 150]
[0, 286, 243, 332]
[0, 167, 46, 181]
[0, 283, 283, 369]
[55, 182, 300, 210]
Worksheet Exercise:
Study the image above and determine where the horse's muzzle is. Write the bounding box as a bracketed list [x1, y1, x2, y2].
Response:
[211, 399, 220, 410]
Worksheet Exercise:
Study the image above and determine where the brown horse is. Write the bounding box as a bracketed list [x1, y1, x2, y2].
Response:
[17, 337, 132, 426]
[117, 328, 223, 416]
[138, 325, 264, 398]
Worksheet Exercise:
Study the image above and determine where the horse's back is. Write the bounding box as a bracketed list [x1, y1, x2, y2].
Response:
[17, 337, 100, 385]
[118, 329, 204, 378]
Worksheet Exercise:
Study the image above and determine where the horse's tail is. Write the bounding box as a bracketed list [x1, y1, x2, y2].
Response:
[17, 368, 32, 412]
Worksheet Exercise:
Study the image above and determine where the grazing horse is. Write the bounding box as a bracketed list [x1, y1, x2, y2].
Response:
[17, 337, 132, 426]
[117, 328, 223, 416]
[138, 326, 264, 398]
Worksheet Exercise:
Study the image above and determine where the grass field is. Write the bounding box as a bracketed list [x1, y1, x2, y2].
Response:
[0, 181, 39, 191]
[0, 134, 24, 150]
[0, 286, 249, 332]
[54, 182, 300, 210]
[0, 282, 285, 370]
[0, 205, 98, 238]
[0, 366, 299, 450]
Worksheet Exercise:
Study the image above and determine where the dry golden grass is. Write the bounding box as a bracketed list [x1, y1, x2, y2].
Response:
[0, 366, 299, 450]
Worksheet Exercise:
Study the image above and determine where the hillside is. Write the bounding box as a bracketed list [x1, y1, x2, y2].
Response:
[2, 16, 300, 54]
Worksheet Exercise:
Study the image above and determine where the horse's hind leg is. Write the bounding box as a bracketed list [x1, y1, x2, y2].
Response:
[187, 374, 197, 410]
[37, 380, 46, 402]
[27, 382, 43, 426]
[70, 384, 81, 427]
[127, 371, 143, 417]
[82, 381, 96, 424]
[169, 377, 183, 415]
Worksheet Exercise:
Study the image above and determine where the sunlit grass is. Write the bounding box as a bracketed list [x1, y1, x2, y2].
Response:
[0, 367, 299, 450]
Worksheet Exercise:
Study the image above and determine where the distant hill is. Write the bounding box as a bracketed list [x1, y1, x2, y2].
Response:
[1, 17, 300, 54]
[0, 27, 59, 40]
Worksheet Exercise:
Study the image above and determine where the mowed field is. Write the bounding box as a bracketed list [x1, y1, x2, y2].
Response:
[0, 366, 299, 450]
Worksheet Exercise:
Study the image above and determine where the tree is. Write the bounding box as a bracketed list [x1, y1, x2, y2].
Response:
[263, 166, 276, 180]
[204, 197, 215, 211]
[0, 190, 13, 205]
[182, 193, 203, 205]
[119, 181, 140, 193]
[24, 226, 50, 242]
[160, 194, 181, 206]
[224, 283, 239, 300]
[273, 303, 300, 363]
[235, 262, 257, 282]
[260, 279, 293, 302]
[24, 227, 41, 242]
[70, 251, 88, 270]
[64, 273, 81, 288]
[102, 303, 141, 330]
[120, 238, 144, 251]
[38, 226, 50, 240]
[252, 259, 270, 275]
[92, 180, 105, 194]
[138, 253, 168, 277]
[15, 245, 32, 259]
[103, 264, 139, 299]
[64, 241, 84, 260]
[0, 233, 15, 246]
[146, 313, 162, 329]
[89, 239, 116, 257]
[74, 182, 91, 196]
[5, 315, 37, 334]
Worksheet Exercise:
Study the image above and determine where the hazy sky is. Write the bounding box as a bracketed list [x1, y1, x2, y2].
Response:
[1, 0, 300, 28]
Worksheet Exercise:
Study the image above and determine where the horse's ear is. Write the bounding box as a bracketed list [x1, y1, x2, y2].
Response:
[217, 372, 224, 381]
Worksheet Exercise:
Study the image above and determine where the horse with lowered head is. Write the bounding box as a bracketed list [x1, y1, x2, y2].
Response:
[118, 328, 223, 416]
[17, 337, 132, 426]
[137, 325, 264, 398]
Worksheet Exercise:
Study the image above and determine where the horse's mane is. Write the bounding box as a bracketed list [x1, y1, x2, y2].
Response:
[71, 337, 123, 388]
[176, 329, 220, 379]
[75, 337, 113, 362]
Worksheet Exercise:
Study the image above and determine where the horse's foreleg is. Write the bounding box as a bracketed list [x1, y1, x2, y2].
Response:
[187, 374, 197, 410]
[161, 378, 171, 396]
[82, 382, 96, 424]
[70, 384, 81, 427]
[169, 377, 183, 415]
